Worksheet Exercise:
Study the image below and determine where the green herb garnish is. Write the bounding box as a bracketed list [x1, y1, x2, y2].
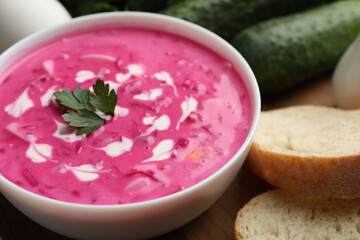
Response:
[62, 109, 105, 136]
[90, 79, 117, 116]
[54, 79, 118, 135]
[54, 86, 94, 112]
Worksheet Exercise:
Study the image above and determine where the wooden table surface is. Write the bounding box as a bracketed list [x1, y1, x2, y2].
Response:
[0, 75, 335, 240]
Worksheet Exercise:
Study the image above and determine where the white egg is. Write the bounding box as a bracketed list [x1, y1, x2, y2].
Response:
[332, 32, 360, 109]
[0, 0, 71, 53]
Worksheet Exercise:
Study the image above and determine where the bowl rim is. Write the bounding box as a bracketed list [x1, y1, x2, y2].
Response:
[0, 11, 261, 210]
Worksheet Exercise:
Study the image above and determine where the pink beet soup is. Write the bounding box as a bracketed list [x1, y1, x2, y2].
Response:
[0, 27, 252, 205]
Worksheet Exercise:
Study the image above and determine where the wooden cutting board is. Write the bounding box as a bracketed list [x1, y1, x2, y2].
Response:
[0, 75, 334, 240]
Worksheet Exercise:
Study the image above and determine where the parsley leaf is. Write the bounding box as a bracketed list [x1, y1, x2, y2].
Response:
[63, 110, 105, 135]
[54, 79, 118, 135]
[54, 86, 94, 111]
[90, 79, 117, 116]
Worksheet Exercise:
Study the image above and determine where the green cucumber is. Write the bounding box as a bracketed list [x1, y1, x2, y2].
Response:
[161, 0, 332, 41]
[124, 0, 173, 12]
[231, 1, 360, 95]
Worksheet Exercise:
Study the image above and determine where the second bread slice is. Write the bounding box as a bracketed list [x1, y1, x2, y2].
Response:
[235, 188, 360, 240]
[247, 105, 360, 199]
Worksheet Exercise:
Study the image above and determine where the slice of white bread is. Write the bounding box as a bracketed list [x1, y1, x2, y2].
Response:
[234, 188, 360, 240]
[247, 105, 360, 199]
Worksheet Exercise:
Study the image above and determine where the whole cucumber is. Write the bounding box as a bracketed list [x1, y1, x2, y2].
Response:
[161, 0, 333, 41]
[232, 1, 360, 95]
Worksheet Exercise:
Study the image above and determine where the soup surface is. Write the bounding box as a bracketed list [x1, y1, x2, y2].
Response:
[0, 28, 251, 204]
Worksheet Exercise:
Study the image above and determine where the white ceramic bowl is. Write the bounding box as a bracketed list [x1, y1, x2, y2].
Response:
[0, 12, 260, 240]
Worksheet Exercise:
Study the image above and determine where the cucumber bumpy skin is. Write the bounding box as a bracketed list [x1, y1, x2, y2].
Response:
[231, 1, 360, 95]
[161, 0, 331, 41]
